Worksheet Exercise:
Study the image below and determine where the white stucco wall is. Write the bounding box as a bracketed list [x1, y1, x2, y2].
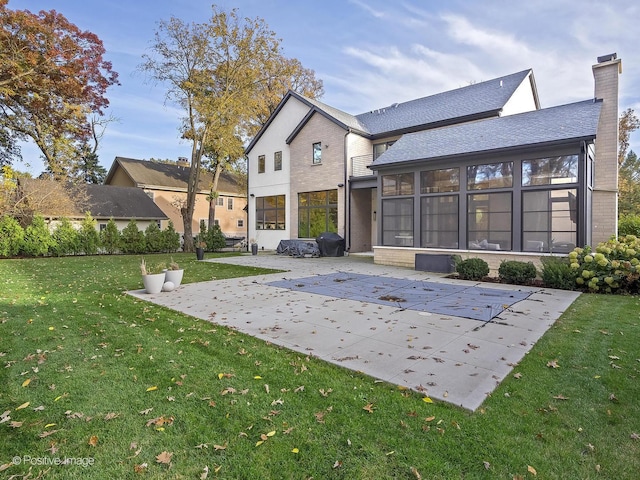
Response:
[247, 97, 311, 249]
[501, 72, 538, 116]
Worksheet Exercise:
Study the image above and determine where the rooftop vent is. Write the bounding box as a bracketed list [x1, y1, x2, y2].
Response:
[597, 53, 617, 63]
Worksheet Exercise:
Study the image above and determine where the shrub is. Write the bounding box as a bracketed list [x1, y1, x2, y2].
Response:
[145, 222, 163, 253]
[205, 224, 226, 252]
[100, 218, 121, 254]
[618, 214, 640, 237]
[50, 217, 79, 256]
[77, 212, 100, 255]
[161, 220, 181, 253]
[0, 215, 24, 257]
[456, 257, 489, 280]
[498, 260, 537, 285]
[540, 256, 576, 290]
[120, 219, 146, 254]
[568, 236, 640, 293]
[21, 214, 53, 257]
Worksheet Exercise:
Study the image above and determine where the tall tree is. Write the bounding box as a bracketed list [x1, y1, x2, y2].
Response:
[141, 6, 322, 250]
[618, 108, 640, 166]
[0, 0, 118, 177]
[618, 109, 640, 216]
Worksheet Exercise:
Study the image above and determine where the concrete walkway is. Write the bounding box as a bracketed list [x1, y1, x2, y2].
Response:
[128, 254, 580, 411]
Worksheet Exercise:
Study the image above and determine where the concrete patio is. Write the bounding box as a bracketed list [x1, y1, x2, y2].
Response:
[128, 254, 580, 411]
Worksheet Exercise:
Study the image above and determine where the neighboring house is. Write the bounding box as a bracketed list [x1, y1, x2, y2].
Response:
[245, 54, 621, 268]
[17, 179, 166, 231]
[104, 157, 247, 240]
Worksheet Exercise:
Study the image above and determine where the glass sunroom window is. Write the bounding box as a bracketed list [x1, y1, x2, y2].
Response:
[421, 195, 458, 248]
[522, 155, 578, 186]
[421, 168, 459, 193]
[467, 192, 512, 250]
[522, 189, 577, 253]
[467, 162, 513, 190]
[382, 173, 414, 196]
[382, 198, 413, 246]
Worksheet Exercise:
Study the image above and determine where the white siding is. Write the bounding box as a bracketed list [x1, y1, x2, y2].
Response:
[501, 72, 538, 116]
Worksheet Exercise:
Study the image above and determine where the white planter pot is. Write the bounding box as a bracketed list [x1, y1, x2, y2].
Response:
[142, 273, 166, 294]
[164, 269, 184, 288]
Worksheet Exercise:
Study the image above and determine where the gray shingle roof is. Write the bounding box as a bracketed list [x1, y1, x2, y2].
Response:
[356, 70, 534, 135]
[370, 99, 602, 169]
[85, 184, 167, 220]
[107, 157, 245, 195]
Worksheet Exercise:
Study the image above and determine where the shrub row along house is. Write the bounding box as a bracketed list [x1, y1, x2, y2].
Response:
[246, 54, 622, 269]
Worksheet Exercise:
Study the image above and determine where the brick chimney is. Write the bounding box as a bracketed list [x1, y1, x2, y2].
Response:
[592, 53, 622, 244]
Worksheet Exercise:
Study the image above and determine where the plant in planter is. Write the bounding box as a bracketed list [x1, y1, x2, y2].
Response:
[195, 241, 206, 261]
[164, 257, 184, 288]
[140, 258, 166, 294]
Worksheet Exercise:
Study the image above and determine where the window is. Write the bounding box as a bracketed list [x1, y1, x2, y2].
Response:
[258, 155, 265, 173]
[298, 190, 337, 237]
[382, 198, 413, 246]
[467, 192, 512, 250]
[523, 189, 577, 253]
[215, 197, 224, 206]
[312, 142, 322, 164]
[421, 196, 458, 248]
[421, 168, 459, 193]
[213, 219, 219, 226]
[256, 195, 286, 230]
[99, 223, 107, 232]
[373, 141, 395, 160]
[274, 151, 282, 171]
[467, 162, 513, 190]
[227, 198, 233, 210]
[382, 173, 414, 196]
[522, 155, 578, 186]
[237, 219, 244, 228]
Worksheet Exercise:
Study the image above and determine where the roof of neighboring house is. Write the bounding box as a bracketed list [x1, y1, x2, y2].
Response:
[370, 99, 602, 169]
[246, 69, 536, 153]
[105, 157, 246, 195]
[85, 184, 167, 220]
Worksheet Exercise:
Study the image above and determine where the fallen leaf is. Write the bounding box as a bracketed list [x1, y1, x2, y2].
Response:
[134, 463, 148, 473]
[146, 386, 158, 392]
[200, 465, 209, 480]
[425, 416, 436, 422]
[156, 451, 173, 464]
[483, 461, 491, 470]
[44, 423, 56, 428]
[0, 464, 12, 472]
[22, 378, 31, 387]
[333, 460, 342, 469]
[527, 465, 537, 475]
[552, 394, 569, 400]
[213, 444, 227, 451]
[104, 412, 119, 421]
[39, 430, 59, 438]
[411, 466, 422, 479]
[291, 448, 299, 454]
[9, 421, 22, 428]
[547, 360, 560, 368]
[609, 393, 618, 402]
[363, 403, 374, 413]
[422, 397, 433, 403]
[255, 440, 264, 447]
[139, 408, 153, 415]
[630, 433, 639, 440]
[513, 372, 522, 379]
[88, 435, 98, 447]
[16, 402, 30, 410]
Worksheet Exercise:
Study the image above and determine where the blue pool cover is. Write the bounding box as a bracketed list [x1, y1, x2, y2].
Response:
[267, 272, 531, 322]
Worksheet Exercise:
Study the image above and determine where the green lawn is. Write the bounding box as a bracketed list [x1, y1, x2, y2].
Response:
[0, 254, 639, 479]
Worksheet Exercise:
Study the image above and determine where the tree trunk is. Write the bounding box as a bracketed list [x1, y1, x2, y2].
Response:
[207, 163, 224, 229]
[182, 131, 207, 252]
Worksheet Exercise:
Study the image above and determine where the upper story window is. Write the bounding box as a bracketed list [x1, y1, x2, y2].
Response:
[467, 162, 513, 190]
[227, 198, 233, 210]
[215, 197, 224, 206]
[274, 151, 282, 171]
[373, 141, 395, 160]
[258, 155, 265, 173]
[421, 168, 460, 193]
[522, 155, 578, 186]
[312, 142, 322, 164]
[382, 173, 414, 196]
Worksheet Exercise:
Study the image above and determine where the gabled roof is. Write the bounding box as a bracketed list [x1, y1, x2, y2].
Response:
[246, 69, 537, 153]
[105, 157, 245, 195]
[85, 184, 167, 220]
[355, 69, 535, 136]
[370, 99, 602, 169]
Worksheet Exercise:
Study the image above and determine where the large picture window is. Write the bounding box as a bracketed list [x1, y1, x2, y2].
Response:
[421, 168, 459, 193]
[468, 192, 512, 250]
[382, 198, 414, 246]
[522, 189, 577, 253]
[421, 196, 458, 248]
[256, 195, 286, 230]
[522, 155, 578, 186]
[382, 173, 414, 196]
[298, 190, 337, 237]
[467, 162, 513, 190]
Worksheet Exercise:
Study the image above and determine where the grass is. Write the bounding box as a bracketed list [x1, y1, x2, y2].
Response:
[0, 253, 639, 479]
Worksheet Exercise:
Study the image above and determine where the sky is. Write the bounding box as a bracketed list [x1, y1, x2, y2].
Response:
[10, 0, 640, 176]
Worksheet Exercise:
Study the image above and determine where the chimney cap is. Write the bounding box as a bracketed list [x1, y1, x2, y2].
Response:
[597, 53, 617, 63]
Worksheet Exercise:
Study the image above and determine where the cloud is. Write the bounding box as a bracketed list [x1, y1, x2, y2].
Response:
[348, 0, 385, 18]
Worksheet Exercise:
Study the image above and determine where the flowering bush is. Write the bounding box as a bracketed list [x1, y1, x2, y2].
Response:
[569, 235, 640, 293]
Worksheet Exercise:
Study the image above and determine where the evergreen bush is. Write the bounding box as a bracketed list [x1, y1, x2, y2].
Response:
[120, 219, 146, 254]
[455, 257, 489, 280]
[618, 214, 640, 237]
[50, 217, 79, 256]
[100, 218, 121, 254]
[205, 224, 226, 251]
[77, 212, 100, 255]
[498, 260, 537, 284]
[0, 215, 24, 257]
[161, 220, 181, 252]
[540, 256, 576, 290]
[21, 214, 53, 257]
[145, 222, 163, 253]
